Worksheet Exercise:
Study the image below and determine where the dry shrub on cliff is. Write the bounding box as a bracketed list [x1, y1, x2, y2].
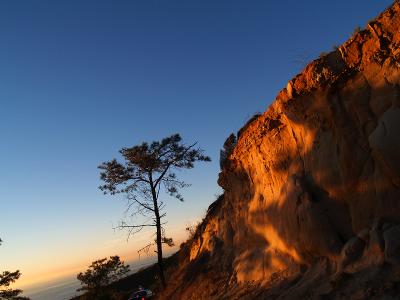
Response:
[219, 133, 236, 169]
[353, 26, 362, 36]
[237, 112, 261, 138]
[186, 222, 201, 240]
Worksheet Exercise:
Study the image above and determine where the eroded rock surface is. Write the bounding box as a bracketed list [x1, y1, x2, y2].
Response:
[159, 3, 400, 299]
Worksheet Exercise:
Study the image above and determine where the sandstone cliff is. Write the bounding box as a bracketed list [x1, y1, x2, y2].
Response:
[160, 3, 400, 299]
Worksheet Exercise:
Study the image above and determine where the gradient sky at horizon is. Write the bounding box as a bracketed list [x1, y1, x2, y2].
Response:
[0, 0, 393, 293]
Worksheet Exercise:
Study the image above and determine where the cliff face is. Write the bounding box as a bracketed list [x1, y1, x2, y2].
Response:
[160, 3, 400, 299]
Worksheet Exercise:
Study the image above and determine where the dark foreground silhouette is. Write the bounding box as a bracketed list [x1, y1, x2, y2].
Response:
[71, 254, 177, 300]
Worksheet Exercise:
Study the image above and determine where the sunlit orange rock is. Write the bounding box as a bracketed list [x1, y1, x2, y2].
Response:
[159, 2, 400, 299]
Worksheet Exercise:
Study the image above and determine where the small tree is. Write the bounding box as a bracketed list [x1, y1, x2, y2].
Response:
[0, 239, 30, 300]
[98, 134, 210, 288]
[77, 256, 129, 296]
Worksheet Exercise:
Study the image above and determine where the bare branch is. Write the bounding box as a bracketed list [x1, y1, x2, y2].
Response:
[127, 195, 154, 212]
[117, 224, 156, 229]
[137, 243, 154, 259]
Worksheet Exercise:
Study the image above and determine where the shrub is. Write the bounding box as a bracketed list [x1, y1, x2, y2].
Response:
[219, 133, 237, 169]
[237, 113, 261, 138]
[77, 256, 129, 297]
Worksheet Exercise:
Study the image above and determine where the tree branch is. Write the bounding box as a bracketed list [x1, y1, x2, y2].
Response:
[117, 224, 156, 229]
[154, 142, 197, 187]
[127, 195, 155, 212]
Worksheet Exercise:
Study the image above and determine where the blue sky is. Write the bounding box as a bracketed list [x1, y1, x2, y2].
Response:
[0, 0, 392, 291]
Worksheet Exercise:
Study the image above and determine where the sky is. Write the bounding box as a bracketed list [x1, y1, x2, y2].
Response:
[0, 0, 393, 295]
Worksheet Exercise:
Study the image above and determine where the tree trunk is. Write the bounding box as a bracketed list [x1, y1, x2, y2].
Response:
[150, 175, 166, 289]
[155, 212, 166, 288]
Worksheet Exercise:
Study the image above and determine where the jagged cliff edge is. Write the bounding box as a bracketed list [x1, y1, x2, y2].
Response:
[159, 2, 400, 299]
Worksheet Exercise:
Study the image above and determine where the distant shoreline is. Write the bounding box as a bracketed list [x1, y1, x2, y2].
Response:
[24, 256, 158, 300]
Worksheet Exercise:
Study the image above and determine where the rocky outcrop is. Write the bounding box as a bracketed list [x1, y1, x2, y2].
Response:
[159, 2, 400, 299]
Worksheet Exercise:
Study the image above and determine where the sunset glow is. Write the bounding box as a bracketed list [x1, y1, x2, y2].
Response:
[0, 1, 393, 299]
